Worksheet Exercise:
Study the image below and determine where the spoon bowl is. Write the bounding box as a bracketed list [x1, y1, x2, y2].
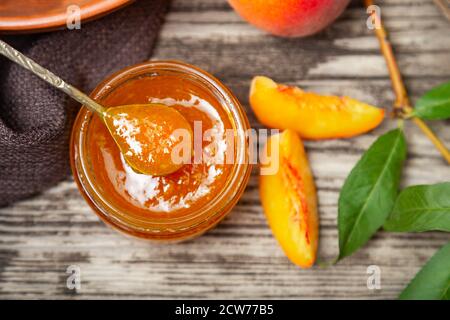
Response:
[103, 103, 193, 176]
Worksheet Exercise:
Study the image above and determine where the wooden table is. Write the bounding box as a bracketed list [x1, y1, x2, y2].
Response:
[1, 0, 449, 299]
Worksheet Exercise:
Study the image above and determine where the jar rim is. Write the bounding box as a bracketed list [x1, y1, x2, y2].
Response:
[70, 60, 251, 237]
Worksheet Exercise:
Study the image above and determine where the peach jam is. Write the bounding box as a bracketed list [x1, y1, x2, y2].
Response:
[70, 61, 251, 241]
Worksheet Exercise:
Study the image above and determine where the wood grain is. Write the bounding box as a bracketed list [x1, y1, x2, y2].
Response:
[1, 0, 449, 299]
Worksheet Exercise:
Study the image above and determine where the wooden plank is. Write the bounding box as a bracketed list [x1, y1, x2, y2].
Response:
[1, 0, 449, 299]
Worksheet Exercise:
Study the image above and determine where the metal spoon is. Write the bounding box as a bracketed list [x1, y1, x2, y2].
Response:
[0, 40, 192, 176]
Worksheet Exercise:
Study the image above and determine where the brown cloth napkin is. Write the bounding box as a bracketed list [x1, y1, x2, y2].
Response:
[0, 0, 169, 207]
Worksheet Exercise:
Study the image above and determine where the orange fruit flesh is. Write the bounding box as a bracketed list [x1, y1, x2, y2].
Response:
[250, 76, 384, 139]
[260, 129, 319, 268]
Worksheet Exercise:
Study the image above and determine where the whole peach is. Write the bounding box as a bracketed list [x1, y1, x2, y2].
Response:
[228, 0, 350, 37]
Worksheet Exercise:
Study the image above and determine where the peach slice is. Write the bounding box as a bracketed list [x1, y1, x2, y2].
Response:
[260, 129, 318, 268]
[250, 76, 384, 139]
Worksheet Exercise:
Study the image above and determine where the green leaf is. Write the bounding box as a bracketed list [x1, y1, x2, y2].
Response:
[400, 242, 450, 300]
[338, 128, 407, 260]
[384, 182, 450, 232]
[413, 81, 450, 120]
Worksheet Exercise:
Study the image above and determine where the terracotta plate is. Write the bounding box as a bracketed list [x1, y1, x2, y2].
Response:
[0, 0, 134, 33]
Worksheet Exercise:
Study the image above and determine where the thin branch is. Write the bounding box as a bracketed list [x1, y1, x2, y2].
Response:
[412, 117, 450, 164]
[433, 0, 450, 22]
[366, 7, 410, 110]
[365, 0, 450, 164]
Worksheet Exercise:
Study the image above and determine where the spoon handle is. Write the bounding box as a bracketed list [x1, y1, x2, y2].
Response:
[0, 40, 105, 115]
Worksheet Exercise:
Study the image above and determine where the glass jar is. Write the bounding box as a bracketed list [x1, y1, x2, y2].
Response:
[70, 61, 251, 241]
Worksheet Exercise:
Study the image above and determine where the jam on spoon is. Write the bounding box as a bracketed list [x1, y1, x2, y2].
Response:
[0, 40, 192, 176]
[104, 103, 193, 176]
